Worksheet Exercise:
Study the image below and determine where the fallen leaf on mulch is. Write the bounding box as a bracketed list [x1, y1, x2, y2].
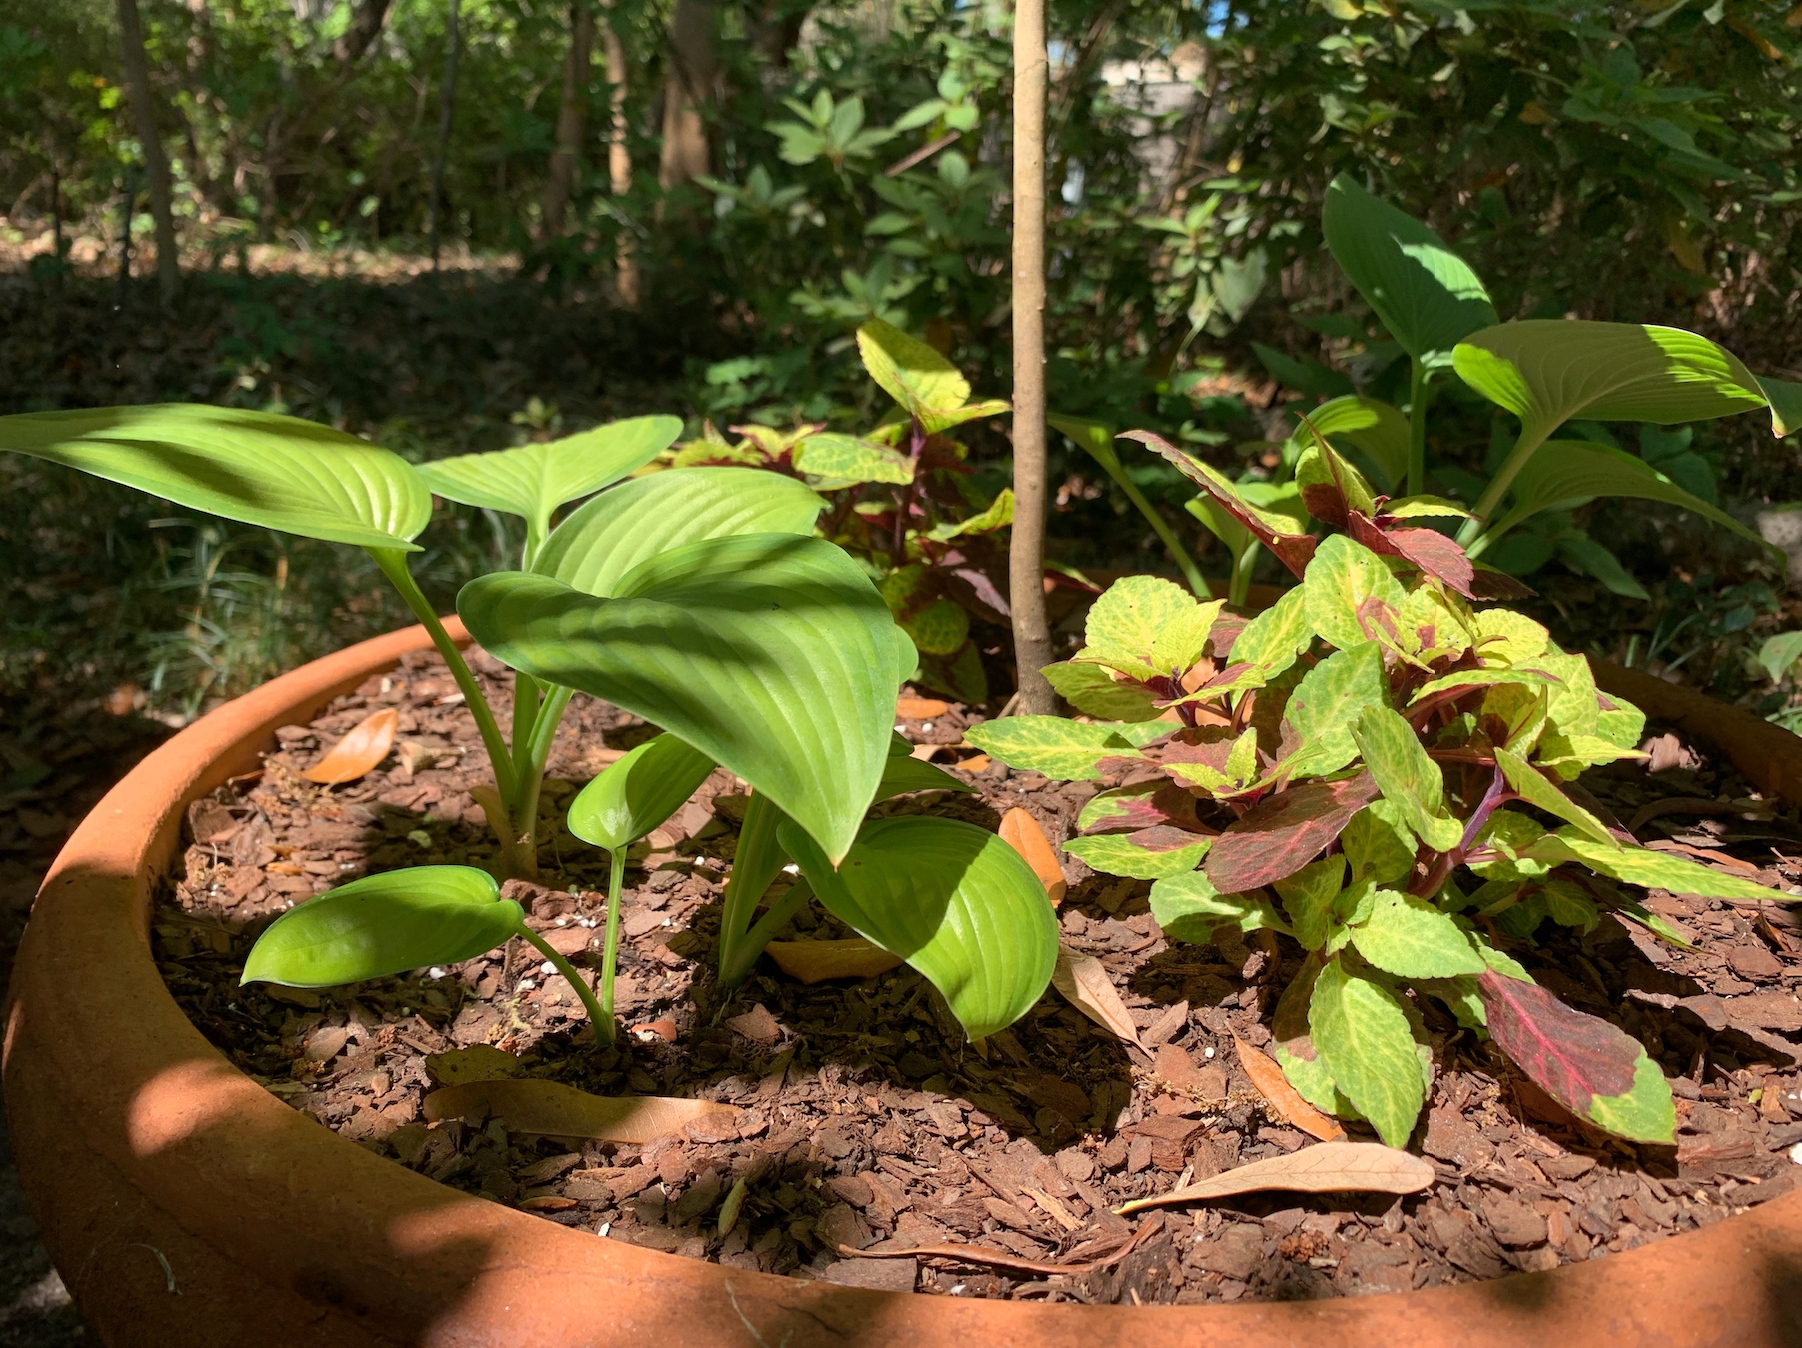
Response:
[1234, 1035, 1346, 1141]
[764, 937, 904, 983]
[1116, 1142, 1434, 1213]
[422, 1079, 738, 1142]
[999, 807, 1066, 904]
[1051, 943, 1144, 1049]
[724, 1003, 782, 1045]
[897, 696, 951, 719]
[301, 707, 399, 784]
[424, 1043, 523, 1086]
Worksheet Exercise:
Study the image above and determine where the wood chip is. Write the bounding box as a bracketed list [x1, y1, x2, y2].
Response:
[724, 1003, 782, 1045]
[999, 807, 1066, 904]
[764, 937, 903, 983]
[301, 707, 399, 784]
[1050, 943, 1144, 1049]
[840, 1212, 1162, 1277]
[422, 1080, 738, 1142]
[1116, 1141, 1434, 1213]
[1233, 1035, 1347, 1142]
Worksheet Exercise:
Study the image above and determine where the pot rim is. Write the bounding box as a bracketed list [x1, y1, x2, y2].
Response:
[4, 620, 1799, 1347]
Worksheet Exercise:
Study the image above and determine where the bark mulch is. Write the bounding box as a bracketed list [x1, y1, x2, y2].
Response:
[153, 648, 1802, 1305]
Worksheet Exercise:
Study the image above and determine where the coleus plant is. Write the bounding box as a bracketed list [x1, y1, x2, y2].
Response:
[967, 430, 1796, 1147]
[1, 404, 1058, 1048]
[667, 318, 1015, 703]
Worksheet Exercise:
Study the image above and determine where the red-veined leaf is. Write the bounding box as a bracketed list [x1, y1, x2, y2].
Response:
[1204, 772, 1380, 892]
[1121, 430, 1318, 579]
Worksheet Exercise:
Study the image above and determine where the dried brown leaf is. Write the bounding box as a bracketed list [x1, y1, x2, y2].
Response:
[1233, 1035, 1347, 1142]
[421, 1079, 738, 1142]
[764, 937, 903, 984]
[424, 1043, 523, 1087]
[1116, 1141, 1433, 1213]
[302, 707, 399, 784]
[1050, 943, 1144, 1049]
[897, 696, 952, 719]
[999, 807, 1066, 904]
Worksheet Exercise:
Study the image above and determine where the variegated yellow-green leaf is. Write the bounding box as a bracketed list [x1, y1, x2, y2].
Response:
[855, 319, 1009, 435]
[1041, 661, 1163, 721]
[1303, 535, 1407, 652]
[1150, 870, 1290, 944]
[793, 432, 914, 486]
[1286, 640, 1387, 776]
[1275, 856, 1346, 951]
[1351, 706, 1463, 852]
[1064, 828, 1211, 880]
[1493, 747, 1618, 847]
[1230, 584, 1313, 677]
[1525, 831, 1791, 903]
[1301, 395, 1411, 491]
[1343, 802, 1418, 886]
[1086, 575, 1221, 675]
[1310, 957, 1426, 1147]
[964, 716, 1165, 780]
[1350, 890, 1486, 978]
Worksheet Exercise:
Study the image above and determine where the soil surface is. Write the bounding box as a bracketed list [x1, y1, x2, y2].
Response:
[152, 648, 1802, 1305]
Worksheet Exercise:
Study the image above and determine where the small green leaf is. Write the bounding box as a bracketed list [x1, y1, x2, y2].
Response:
[1274, 856, 1346, 951]
[1, 404, 431, 549]
[855, 319, 1007, 434]
[1588, 1056, 1681, 1144]
[1229, 585, 1313, 678]
[1303, 535, 1407, 652]
[1350, 890, 1487, 978]
[900, 597, 969, 655]
[1041, 661, 1163, 722]
[1295, 437, 1379, 519]
[1453, 322, 1767, 452]
[778, 816, 1058, 1040]
[1285, 640, 1387, 776]
[1085, 575, 1221, 675]
[1343, 801, 1418, 885]
[793, 432, 914, 486]
[874, 753, 975, 802]
[242, 867, 519, 987]
[461, 534, 908, 864]
[1525, 832, 1789, 903]
[964, 716, 1162, 780]
[1351, 706, 1462, 852]
[1536, 652, 1600, 737]
[1150, 871, 1289, 944]
[1474, 609, 1550, 664]
[1064, 828, 1211, 880]
[534, 467, 825, 598]
[1494, 747, 1618, 847]
[1309, 956, 1427, 1147]
[417, 416, 680, 551]
[566, 733, 717, 851]
[1322, 175, 1499, 366]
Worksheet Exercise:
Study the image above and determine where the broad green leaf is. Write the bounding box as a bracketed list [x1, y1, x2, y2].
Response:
[1343, 801, 1417, 885]
[1759, 630, 1802, 684]
[874, 753, 974, 802]
[855, 319, 1008, 434]
[1064, 828, 1211, 880]
[1494, 747, 1618, 847]
[566, 733, 718, 851]
[1041, 661, 1163, 722]
[1755, 374, 1802, 438]
[242, 866, 519, 987]
[778, 816, 1058, 1040]
[1323, 176, 1498, 367]
[1452, 322, 1767, 452]
[900, 597, 969, 655]
[1310, 957, 1427, 1147]
[1302, 395, 1411, 490]
[534, 467, 825, 597]
[1473, 609, 1550, 664]
[1524, 832, 1789, 903]
[793, 432, 913, 486]
[927, 488, 1013, 541]
[1384, 496, 1471, 521]
[1595, 693, 1647, 750]
[1477, 970, 1674, 1143]
[1274, 856, 1346, 951]
[1047, 413, 1123, 472]
[1086, 575, 1221, 675]
[1351, 707, 1463, 852]
[1272, 959, 1359, 1117]
[416, 416, 680, 551]
[1149, 871, 1289, 944]
[1077, 779, 1200, 834]
[1285, 640, 1387, 776]
[964, 716, 1164, 780]
[1491, 438, 1768, 549]
[0, 404, 431, 549]
[1350, 890, 1486, 977]
[1536, 652, 1600, 737]
[1615, 898, 1697, 950]
[1409, 667, 1561, 704]
[1483, 683, 1551, 756]
[1303, 535, 1407, 652]
[1229, 585, 1312, 678]
[461, 534, 907, 864]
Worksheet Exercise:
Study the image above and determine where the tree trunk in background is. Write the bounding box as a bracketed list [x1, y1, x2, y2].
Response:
[426, 0, 461, 270]
[115, 0, 180, 305]
[603, 6, 639, 303]
[749, 0, 807, 70]
[541, 0, 596, 237]
[1009, 0, 1055, 714]
[657, 0, 717, 194]
[333, 0, 396, 66]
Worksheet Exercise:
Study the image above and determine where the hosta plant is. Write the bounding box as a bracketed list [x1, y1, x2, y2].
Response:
[2, 404, 1058, 1048]
[967, 430, 1795, 1147]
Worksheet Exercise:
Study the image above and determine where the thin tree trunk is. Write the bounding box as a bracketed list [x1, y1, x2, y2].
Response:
[426, 0, 461, 270]
[541, 0, 596, 237]
[334, 0, 396, 66]
[1009, 0, 1055, 714]
[603, 6, 638, 303]
[657, 0, 717, 194]
[115, 0, 180, 305]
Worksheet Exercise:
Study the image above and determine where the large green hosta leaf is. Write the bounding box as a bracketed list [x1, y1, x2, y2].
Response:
[778, 815, 1058, 1040]
[1299, 396, 1411, 491]
[566, 732, 717, 851]
[460, 533, 909, 863]
[533, 466, 825, 597]
[242, 867, 520, 987]
[1491, 438, 1768, 549]
[1322, 176, 1498, 367]
[1453, 322, 1766, 448]
[0, 404, 431, 549]
[416, 416, 681, 556]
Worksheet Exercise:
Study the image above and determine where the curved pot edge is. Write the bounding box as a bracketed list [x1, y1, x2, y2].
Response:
[2, 623, 1798, 1348]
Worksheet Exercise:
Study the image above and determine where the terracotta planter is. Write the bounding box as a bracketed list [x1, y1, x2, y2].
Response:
[6, 621, 1802, 1347]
